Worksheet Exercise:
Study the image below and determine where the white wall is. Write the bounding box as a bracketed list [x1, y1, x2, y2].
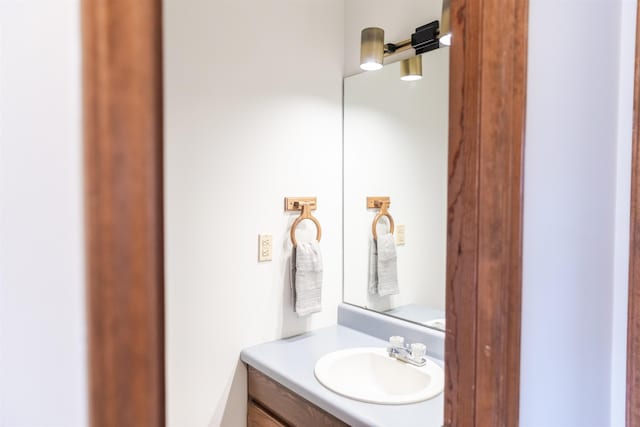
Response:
[0, 1, 87, 426]
[343, 50, 449, 313]
[163, 1, 344, 426]
[520, 0, 626, 426]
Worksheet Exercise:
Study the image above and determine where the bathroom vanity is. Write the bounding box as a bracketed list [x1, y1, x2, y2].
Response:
[241, 305, 445, 427]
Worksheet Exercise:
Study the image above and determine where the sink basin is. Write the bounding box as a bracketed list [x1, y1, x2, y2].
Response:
[314, 347, 444, 404]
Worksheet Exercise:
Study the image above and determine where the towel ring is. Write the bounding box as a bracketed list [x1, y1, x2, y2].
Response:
[372, 202, 395, 241]
[290, 203, 322, 247]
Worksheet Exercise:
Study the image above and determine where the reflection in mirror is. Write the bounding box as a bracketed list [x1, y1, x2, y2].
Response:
[343, 48, 449, 331]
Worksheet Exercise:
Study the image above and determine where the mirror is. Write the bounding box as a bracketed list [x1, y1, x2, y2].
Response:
[343, 48, 449, 330]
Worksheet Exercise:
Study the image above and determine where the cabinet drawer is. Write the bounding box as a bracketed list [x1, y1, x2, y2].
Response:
[248, 401, 286, 427]
[247, 365, 349, 427]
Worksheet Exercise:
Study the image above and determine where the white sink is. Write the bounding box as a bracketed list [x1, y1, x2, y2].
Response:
[314, 347, 444, 404]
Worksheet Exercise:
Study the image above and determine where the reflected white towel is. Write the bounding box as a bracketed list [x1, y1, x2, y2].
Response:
[368, 238, 378, 294]
[376, 232, 399, 296]
[291, 241, 323, 316]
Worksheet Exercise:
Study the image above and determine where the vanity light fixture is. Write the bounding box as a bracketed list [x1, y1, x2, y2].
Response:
[359, 21, 440, 72]
[360, 27, 385, 71]
[439, 0, 452, 46]
[400, 56, 422, 81]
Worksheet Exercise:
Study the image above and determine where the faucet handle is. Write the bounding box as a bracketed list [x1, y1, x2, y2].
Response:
[410, 342, 426, 361]
[389, 335, 405, 348]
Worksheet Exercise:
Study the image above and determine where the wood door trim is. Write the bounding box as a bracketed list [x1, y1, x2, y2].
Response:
[444, 0, 528, 425]
[628, 2, 640, 426]
[82, 0, 165, 425]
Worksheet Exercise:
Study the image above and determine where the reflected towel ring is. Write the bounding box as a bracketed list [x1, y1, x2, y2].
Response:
[372, 202, 395, 241]
[290, 203, 322, 247]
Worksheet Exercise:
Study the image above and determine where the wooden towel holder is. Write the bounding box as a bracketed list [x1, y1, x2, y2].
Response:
[285, 197, 322, 247]
[368, 196, 395, 241]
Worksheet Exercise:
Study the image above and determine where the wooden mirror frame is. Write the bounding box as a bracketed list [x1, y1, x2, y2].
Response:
[444, 0, 527, 425]
[82, 0, 528, 426]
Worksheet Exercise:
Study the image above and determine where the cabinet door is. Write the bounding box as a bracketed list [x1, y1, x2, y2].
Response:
[247, 366, 349, 427]
[248, 401, 286, 427]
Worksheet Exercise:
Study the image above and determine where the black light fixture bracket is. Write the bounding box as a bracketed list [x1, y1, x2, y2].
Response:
[411, 21, 440, 55]
[383, 20, 440, 57]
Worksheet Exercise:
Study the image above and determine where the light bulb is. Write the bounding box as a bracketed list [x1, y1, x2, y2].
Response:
[360, 62, 383, 71]
[400, 74, 422, 81]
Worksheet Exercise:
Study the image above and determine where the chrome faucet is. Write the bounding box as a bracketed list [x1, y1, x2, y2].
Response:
[387, 336, 427, 367]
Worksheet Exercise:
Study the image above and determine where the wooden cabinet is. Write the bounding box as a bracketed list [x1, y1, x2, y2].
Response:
[247, 365, 349, 427]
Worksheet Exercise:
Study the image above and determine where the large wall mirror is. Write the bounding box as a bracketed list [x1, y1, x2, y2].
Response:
[343, 46, 449, 331]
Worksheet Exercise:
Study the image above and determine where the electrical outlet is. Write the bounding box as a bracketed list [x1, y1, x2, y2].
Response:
[396, 224, 406, 246]
[258, 234, 272, 261]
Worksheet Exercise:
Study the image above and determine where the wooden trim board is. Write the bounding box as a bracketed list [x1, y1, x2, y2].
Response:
[82, 0, 165, 425]
[444, 0, 528, 425]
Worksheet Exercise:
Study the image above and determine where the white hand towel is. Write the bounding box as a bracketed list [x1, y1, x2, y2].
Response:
[290, 240, 323, 316]
[376, 232, 399, 296]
